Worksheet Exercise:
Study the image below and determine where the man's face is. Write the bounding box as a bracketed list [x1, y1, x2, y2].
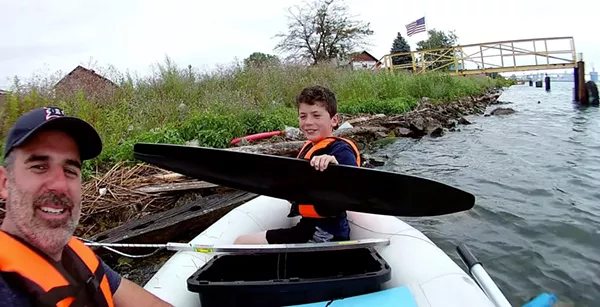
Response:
[0, 130, 83, 258]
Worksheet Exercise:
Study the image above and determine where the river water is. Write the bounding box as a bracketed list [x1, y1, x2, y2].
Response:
[371, 82, 599, 306]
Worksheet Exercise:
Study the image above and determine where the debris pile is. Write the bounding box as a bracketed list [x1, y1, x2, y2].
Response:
[77, 162, 218, 238]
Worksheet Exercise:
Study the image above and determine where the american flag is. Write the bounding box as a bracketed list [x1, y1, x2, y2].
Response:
[406, 17, 426, 37]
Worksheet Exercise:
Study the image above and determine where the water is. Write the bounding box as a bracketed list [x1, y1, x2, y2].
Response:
[372, 82, 600, 306]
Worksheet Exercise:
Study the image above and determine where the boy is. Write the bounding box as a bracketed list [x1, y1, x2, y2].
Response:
[234, 85, 361, 244]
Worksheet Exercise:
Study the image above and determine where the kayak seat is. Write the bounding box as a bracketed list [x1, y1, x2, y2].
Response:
[186, 247, 392, 307]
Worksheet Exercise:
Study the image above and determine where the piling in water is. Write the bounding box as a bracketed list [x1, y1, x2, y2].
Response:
[529, 80, 533, 86]
[574, 66, 579, 101]
[535, 81, 543, 88]
[545, 76, 551, 91]
[577, 61, 588, 103]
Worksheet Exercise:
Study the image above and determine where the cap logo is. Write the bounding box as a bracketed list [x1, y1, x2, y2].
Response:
[44, 107, 64, 120]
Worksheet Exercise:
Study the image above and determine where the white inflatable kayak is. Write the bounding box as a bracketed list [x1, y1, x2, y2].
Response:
[139, 195, 524, 307]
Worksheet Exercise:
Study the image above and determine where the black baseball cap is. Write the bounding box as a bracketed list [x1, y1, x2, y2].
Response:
[3, 106, 102, 161]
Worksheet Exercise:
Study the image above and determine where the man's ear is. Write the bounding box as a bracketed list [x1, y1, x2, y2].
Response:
[0, 167, 9, 200]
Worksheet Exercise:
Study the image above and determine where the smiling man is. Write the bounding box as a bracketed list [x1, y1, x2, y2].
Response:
[0, 107, 172, 306]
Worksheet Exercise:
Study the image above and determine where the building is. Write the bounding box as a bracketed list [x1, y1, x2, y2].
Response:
[348, 51, 382, 70]
[53, 65, 118, 101]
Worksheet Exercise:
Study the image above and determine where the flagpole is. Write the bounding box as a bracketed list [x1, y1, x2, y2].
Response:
[424, 13, 430, 50]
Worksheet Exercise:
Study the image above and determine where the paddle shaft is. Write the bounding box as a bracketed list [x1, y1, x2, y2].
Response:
[457, 244, 512, 307]
[83, 238, 390, 254]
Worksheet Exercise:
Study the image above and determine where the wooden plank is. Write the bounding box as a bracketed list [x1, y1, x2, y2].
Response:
[88, 191, 258, 256]
[136, 181, 218, 193]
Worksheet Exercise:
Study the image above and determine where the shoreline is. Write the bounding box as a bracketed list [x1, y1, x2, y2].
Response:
[228, 87, 505, 163]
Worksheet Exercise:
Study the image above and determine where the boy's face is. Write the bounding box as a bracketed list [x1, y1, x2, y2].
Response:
[298, 102, 339, 142]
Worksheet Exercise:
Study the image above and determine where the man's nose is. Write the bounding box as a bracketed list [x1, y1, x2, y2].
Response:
[46, 168, 70, 193]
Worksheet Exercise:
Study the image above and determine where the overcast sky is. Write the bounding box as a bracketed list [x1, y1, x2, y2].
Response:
[1, 0, 598, 89]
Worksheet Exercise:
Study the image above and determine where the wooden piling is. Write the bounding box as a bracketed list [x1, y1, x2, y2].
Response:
[577, 60, 588, 103]
[529, 80, 533, 86]
[545, 76, 551, 91]
[574, 66, 579, 101]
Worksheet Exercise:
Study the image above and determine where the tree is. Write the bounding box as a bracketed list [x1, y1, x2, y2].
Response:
[416, 29, 459, 71]
[273, 0, 374, 65]
[244, 52, 281, 68]
[390, 32, 411, 66]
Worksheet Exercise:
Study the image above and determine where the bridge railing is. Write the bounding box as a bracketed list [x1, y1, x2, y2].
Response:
[380, 37, 577, 75]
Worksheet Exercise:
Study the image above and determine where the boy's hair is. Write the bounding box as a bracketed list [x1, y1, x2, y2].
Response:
[296, 85, 337, 117]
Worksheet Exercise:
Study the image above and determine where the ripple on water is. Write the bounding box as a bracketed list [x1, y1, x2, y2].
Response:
[376, 83, 600, 305]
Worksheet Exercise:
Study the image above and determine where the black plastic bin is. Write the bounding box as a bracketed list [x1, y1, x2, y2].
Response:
[186, 247, 391, 307]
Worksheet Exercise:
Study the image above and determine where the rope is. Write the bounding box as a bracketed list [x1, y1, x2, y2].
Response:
[77, 236, 165, 259]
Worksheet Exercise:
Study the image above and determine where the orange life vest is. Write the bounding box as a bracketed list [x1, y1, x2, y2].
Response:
[293, 136, 361, 218]
[0, 231, 115, 307]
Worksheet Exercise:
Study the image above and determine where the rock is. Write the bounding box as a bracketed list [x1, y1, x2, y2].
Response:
[429, 127, 445, 138]
[394, 127, 413, 137]
[381, 120, 409, 129]
[284, 126, 303, 140]
[458, 117, 472, 125]
[490, 107, 516, 116]
[409, 118, 426, 136]
[375, 131, 388, 138]
[337, 122, 353, 130]
[361, 153, 386, 167]
[365, 156, 386, 167]
[484, 114, 491, 117]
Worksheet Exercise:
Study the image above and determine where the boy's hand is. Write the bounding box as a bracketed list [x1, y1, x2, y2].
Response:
[310, 154, 338, 171]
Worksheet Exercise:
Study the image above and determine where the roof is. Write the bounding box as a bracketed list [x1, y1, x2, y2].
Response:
[54, 65, 118, 89]
[349, 51, 381, 63]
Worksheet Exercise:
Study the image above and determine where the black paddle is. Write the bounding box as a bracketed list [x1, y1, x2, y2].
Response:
[133, 143, 475, 217]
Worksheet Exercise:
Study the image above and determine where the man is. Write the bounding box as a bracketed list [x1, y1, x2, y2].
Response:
[0, 106, 172, 306]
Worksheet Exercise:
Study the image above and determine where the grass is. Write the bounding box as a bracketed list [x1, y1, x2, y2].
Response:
[0, 56, 511, 178]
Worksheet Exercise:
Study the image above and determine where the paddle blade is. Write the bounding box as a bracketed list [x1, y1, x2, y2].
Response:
[133, 143, 475, 217]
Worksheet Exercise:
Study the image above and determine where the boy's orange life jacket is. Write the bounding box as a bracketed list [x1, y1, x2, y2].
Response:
[0, 231, 115, 307]
[294, 136, 361, 218]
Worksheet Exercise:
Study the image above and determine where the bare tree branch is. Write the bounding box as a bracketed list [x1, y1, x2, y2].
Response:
[273, 0, 374, 65]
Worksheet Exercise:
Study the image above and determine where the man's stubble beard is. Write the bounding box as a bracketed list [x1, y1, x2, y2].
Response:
[7, 176, 80, 260]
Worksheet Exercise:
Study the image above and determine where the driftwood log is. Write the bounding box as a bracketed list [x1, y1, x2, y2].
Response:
[227, 126, 391, 157]
[135, 181, 218, 193]
[228, 140, 305, 157]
